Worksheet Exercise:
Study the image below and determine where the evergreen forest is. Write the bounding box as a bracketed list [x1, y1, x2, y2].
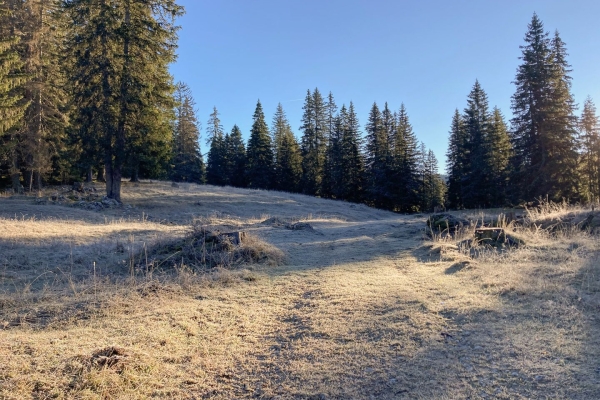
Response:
[0, 3, 598, 211]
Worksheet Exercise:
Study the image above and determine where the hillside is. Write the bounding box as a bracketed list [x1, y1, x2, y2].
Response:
[1, 182, 599, 399]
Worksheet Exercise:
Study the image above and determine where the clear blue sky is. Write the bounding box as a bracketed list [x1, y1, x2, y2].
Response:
[169, 0, 600, 171]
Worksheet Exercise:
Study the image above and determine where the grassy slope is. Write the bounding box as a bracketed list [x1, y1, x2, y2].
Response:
[0, 182, 599, 399]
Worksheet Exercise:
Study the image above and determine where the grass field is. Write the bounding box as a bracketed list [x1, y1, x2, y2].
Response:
[1, 181, 599, 399]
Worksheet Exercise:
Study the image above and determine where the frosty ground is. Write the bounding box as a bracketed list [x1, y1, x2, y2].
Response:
[0, 181, 599, 399]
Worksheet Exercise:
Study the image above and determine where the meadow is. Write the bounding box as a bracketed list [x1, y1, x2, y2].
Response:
[1, 182, 599, 399]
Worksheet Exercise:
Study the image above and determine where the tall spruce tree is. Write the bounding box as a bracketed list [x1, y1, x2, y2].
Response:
[418, 146, 445, 212]
[0, 0, 30, 190]
[488, 107, 512, 205]
[271, 103, 300, 191]
[339, 102, 364, 202]
[322, 91, 337, 197]
[390, 104, 420, 212]
[246, 100, 273, 189]
[64, 0, 182, 201]
[171, 82, 204, 183]
[223, 124, 246, 187]
[12, 0, 69, 190]
[578, 97, 599, 202]
[511, 14, 579, 202]
[446, 109, 468, 209]
[462, 80, 492, 208]
[206, 106, 226, 185]
[300, 88, 327, 195]
[365, 102, 390, 208]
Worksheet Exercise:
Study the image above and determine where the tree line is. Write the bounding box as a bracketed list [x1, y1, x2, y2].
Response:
[1, 4, 598, 210]
[447, 14, 600, 208]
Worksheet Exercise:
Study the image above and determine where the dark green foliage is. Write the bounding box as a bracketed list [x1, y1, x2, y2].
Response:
[271, 103, 301, 192]
[487, 107, 512, 205]
[64, 0, 182, 201]
[322, 92, 337, 197]
[246, 100, 273, 189]
[338, 102, 365, 202]
[300, 88, 327, 196]
[462, 80, 491, 208]
[390, 104, 420, 212]
[206, 106, 226, 185]
[365, 102, 390, 208]
[223, 124, 246, 187]
[0, 0, 30, 190]
[511, 14, 579, 202]
[171, 82, 204, 183]
[418, 144, 445, 212]
[578, 97, 599, 202]
[446, 109, 467, 209]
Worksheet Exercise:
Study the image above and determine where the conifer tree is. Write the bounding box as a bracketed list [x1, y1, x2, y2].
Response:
[322, 91, 337, 197]
[578, 97, 599, 202]
[0, 0, 30, 190]
[64, 0, 182, 201]
[462, 80, 491, 208]
[511, 14, 579, 202]
[206, 106, 226, 185]
[339, 102, 364, 202]
[11, 0, 69, 190]
[365, 102, 390, 208]
[418, 147, 445, 212]
[275, 126, 302, 193]
[300, 88, 327, 195]
[390, 104, 420, 211]
[487, 107, 512, 205]
[171, 82, 204, 183]
[246, 100, 273, 189]
[271, 103, 300, 191]
[446, 109, 468, 209]
[223, 124, 246, 187]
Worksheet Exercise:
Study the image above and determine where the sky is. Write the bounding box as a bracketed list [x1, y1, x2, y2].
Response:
[169, 0, 600, 171]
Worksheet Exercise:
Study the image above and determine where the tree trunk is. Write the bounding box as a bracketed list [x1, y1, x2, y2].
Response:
[86, 166, 93, 182]
[130, 166, 139, 182]
[97, 165, 105, 182]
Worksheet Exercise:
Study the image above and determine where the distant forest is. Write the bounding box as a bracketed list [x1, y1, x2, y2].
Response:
[1, 1, 598, 211]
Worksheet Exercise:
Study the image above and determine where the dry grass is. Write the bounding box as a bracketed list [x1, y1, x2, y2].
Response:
[0, 184, 599, 399]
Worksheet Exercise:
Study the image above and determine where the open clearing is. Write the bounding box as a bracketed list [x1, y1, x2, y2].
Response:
[1, 182, 599, 399]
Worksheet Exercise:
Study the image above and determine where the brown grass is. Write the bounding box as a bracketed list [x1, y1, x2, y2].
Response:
[0, 183, 599, 399]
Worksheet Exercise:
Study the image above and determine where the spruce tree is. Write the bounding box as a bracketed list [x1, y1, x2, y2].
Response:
[300, 88, 327, 195]
[275, 126, 302, 193]
[418, 146, 445, 211]
[223, 124, 246, 187]
[365, 102, 390, 208]
[171, 82, 204, 183]
[339, 102, 364, 202]
[271, 103, 300, 191]
[462, 80, 491, 208]
[511, 14, 579, 202]
[0, 0, 30, 190]
[488, 107, 512, 205]
[206, 106, 226, 185]
[446, 109, 468, 209]
[390, 104, 420, 212]
[322, 91, 337, 197]
[11, 0, 68, 190]
[578, 97, 599, 202]
[64, 0, 182, 201]
[246, 100, 273, 189]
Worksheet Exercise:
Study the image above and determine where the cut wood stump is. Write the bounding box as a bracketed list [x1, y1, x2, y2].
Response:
[219, 231, 246, 245]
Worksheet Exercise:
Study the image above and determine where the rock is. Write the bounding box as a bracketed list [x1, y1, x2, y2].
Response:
[101, 197, 120, 207]
[171, 182, 180, 188]
[427, 213, 469, 233]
